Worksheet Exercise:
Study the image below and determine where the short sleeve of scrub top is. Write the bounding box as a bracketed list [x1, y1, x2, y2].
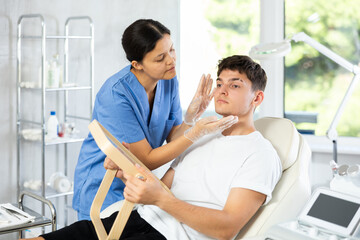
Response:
[72, 65, 183, 218]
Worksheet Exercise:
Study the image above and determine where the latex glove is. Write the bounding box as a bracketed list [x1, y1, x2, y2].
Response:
[184, 115, 238, 142]
[184, 74, 214, 126]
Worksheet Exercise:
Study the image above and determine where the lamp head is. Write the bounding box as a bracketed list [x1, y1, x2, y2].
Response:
[249, 40, 291, 60]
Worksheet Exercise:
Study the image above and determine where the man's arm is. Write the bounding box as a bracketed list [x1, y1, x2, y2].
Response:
[162, 188, 264, 240]
[123, 165, 265, 240]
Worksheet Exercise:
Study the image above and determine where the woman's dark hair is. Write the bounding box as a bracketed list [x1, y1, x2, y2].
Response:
[122, 19, 171, 62]
[217, 55, 267, 91]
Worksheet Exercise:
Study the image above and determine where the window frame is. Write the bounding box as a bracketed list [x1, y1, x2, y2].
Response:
[260, 0, 360, 154]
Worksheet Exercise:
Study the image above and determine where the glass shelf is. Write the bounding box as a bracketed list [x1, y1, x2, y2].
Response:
[21, 129, 84, 145]
[46, 86, 92, 92]
[45, 136, 84, 146]
[20, 35, 92, 40]
[19, 82, 91, 92]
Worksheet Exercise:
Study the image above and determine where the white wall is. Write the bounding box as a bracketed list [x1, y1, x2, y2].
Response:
[0, 1, 179, 237]
[258, 0, 284, 118]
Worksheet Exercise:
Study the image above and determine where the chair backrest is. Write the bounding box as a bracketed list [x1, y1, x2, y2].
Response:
[236, 117, 312, 239]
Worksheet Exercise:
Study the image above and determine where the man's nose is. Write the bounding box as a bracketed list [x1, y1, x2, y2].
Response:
[218, 85, 229, 95]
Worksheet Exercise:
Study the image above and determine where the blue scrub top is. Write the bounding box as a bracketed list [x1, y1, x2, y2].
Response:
[72, 65, 183, 219]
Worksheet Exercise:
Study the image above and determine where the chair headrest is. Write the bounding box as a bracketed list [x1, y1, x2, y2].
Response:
[254, 117, 299, 170]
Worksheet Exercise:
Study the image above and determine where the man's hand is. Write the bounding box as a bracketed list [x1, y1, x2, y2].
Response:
[123, 164, 169, 205]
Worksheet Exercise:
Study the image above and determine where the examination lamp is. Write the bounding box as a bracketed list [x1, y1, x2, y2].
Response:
[249, 32, 360, 163]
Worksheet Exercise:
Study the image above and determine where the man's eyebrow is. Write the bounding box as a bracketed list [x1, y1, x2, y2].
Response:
[216, 78, 244, 82]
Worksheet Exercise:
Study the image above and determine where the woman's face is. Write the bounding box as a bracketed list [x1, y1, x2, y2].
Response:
[137, 34, 177, 80]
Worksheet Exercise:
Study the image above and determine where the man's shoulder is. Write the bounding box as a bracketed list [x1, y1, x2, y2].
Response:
[240, 131, 281, 168]
[226, 131, 273, 149]
[254, 131, 277, 149]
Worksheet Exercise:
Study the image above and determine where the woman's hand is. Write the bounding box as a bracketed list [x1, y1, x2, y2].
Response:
[104, 157, 125, 179]
[103, 142, 130, 180]
[123, 164, 169, 205]
[184, 74, 214, 126]
[184, 115, 238, 142]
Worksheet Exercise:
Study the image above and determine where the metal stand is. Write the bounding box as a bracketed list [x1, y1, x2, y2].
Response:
[16, 14, 94, 229]
[333, 140, 338, 163]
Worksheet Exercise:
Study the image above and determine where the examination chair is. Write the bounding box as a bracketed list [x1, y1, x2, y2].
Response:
[100, 117, 312, 239]
[235, 117, 312, 239]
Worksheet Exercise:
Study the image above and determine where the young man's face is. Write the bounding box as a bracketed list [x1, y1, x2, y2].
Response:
[214, 69, 259, 118]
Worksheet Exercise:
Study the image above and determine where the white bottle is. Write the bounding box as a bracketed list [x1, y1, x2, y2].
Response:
[47, 54, 61, 88]
[47, 111, 59, 139]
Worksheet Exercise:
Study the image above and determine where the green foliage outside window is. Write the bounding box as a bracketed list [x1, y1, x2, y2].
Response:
[205, 0, 360, 137]
[285, 0, 360, 137]
[205, 0, 259, 57]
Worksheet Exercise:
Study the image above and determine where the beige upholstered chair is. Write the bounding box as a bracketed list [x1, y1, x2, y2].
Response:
[236, 117, 312, 239]
[101, 117, 312, 239]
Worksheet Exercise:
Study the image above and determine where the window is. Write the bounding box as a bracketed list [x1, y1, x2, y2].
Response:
[284, 0, 360, 137]
[180, 0, 259, 113]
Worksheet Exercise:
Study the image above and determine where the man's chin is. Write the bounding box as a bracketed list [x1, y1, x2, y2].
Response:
[215, 109, 232, 117]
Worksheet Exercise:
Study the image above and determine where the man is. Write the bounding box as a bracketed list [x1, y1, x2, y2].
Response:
[24, 55, 282, 240]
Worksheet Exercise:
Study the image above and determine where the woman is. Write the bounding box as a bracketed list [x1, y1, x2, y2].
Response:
[73, 19, 237, 220]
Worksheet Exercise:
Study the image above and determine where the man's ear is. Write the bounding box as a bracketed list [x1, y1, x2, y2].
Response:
[131, 60, 143, 70]
[253, 91, 264, 107]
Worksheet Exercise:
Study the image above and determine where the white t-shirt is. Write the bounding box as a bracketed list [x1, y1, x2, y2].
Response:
[137, 131, 282, 240]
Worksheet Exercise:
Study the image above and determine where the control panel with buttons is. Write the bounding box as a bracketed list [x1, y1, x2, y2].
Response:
[264, 220, 359, 240]
[263, 188, 360, 240]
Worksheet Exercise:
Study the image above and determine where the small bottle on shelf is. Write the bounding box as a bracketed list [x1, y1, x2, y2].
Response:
[47, 54, 62, 88]
[47, 111, 59, 139]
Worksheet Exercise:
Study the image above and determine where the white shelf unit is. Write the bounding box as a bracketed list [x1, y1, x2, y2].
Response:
[16, 14, 94, 227]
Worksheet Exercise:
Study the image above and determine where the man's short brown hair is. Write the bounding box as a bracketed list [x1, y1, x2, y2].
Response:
[217, 55, 267, 92]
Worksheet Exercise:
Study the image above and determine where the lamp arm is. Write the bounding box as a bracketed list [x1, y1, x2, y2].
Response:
[291, 32, 358, 73]
[292, 32, 360, 142]
[326, 73, 360, 141]
[250, 32, 360, 162]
